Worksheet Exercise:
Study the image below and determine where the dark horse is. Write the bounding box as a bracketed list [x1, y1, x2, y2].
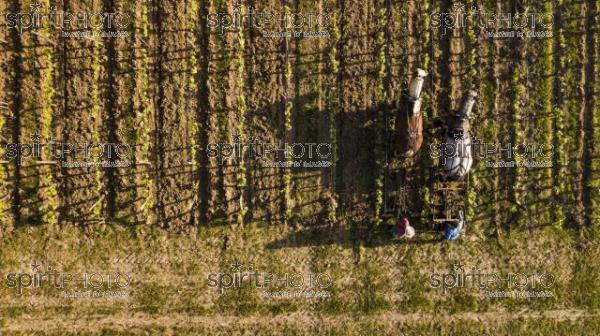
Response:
[395, 69, 427, 157]
[442, 90, 477, 180]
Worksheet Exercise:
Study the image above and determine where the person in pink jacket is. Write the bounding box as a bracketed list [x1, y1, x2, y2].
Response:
[394, 217, 415, 239]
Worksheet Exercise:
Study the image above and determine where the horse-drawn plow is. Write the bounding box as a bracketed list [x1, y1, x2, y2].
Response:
[388, 70, 477, 239]
[429, 167, 468, 229]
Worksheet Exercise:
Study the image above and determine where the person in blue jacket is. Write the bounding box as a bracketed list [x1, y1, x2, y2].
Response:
[444, 211, 464, 241]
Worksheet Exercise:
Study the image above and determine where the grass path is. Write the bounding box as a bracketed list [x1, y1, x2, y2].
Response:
[2, 308, 599, 334]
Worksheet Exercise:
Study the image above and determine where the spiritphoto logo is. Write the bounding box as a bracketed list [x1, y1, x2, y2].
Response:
[207, 0, 331, 38]
[4, 261, 131, 297]
[429, 139, 553, 168]
[207, 132, 332, 168]
[430, 263, 555, 299]
[1, 132, 131, 168]
[207, 261, 332, 298]
[2, 2, 131, 37]
[431, 2, 553, 37]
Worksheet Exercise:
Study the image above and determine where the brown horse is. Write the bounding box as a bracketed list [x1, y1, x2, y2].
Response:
[395, 69, 427, 157]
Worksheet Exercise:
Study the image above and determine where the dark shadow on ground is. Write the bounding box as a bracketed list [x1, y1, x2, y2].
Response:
[266, 221, 444, 250]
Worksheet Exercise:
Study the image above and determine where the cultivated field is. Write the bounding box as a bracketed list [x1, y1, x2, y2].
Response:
[0, 0, 599, 334]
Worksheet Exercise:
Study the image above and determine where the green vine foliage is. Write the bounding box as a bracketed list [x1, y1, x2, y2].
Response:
[138, 0, 154, 224]
[281, 4, 293, 226]
[563, 0, 584, 224]
[465, 0, 477, 226]
[36, 0, 59, 227]
[418, 1, 432, 222]
[327, 7, 340, 224]
[123, 0, 138, 223]
[88, 6, 105, 220]
[510, 67, 525, 217]
[531, 1, 554, 227]
[208, 0, 231, 224]
[236, 3, 248, 226]
[373, 0, 387, 226]
[188, 0, 199, 223]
